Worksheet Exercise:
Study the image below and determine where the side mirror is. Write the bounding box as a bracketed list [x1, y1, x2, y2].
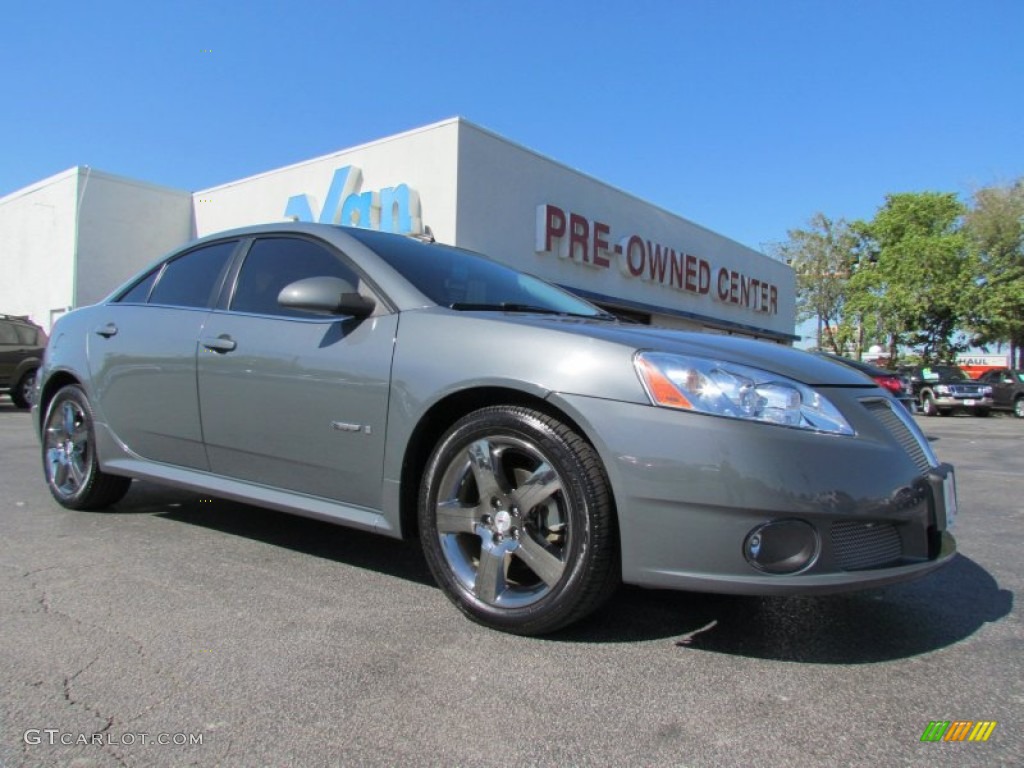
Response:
[277, 276, 375, 317]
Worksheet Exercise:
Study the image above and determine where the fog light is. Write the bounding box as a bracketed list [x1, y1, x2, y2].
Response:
[744, 520, 819, 574]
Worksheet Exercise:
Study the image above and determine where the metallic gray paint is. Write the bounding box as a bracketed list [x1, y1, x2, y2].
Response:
[35, 223, 955, 601]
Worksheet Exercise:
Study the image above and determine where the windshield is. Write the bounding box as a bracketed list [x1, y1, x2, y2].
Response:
[921, 366, 967, 381]
[347, 229, 608, 318]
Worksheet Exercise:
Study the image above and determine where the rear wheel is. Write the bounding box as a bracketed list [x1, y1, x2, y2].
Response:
[10, 368, 37, 409]
[42, 385, 131, 510]
[418, 406, 619, 635]
[1015, 398, 1024, 419]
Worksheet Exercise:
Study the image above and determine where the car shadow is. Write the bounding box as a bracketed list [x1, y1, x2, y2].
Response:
[556, 554, 1011, 661]
[111, 482, 1011, 661]
[120, 480, 435, 587]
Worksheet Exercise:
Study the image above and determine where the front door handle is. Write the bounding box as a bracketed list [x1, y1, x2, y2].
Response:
[201, 334, 237, 353]
[95, 323, 118, 338]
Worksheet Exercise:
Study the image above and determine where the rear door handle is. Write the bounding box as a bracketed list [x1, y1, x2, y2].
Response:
[201, 334, 237, 353]
[95, 323, 118, 338]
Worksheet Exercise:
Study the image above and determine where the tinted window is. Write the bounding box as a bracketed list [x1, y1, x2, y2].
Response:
[118, 270, 160, 304]
[0, 323, 16, 344]
[149, 241, 237, 309]
[347, 228, 605, 317]
[231, 237, 362, 318]
[13, 324, 40, 345]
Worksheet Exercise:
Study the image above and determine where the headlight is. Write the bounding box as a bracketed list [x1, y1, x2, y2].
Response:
[634, 351, 854, 435]
[934, 384, 950, 394]
[980, 385, 993, 396]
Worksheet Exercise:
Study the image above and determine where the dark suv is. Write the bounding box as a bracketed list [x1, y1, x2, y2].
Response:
[0, 314, 47, 409]
[976, 368, 1024, 418]
[906, 364, 994, 417]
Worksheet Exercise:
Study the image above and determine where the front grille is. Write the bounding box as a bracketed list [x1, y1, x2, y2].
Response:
[862, 399, 934, 473]
[948, 384, 984, 397]
[832, 522, 902, 570]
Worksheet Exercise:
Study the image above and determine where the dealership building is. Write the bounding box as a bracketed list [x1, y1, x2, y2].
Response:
[0, 118, 796, 341]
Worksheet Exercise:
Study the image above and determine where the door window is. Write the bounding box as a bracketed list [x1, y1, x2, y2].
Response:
[230, 237, 363, 318]
[147, 241, 238, 308]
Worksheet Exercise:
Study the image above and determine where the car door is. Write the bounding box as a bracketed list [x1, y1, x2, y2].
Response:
[0, 320, 18, 387]
[196, 235, 396, 509]
[88, 239, 239, 469]
[982, 369, 1013, 409]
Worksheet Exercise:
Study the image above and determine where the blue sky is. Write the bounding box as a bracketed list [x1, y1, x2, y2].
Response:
[2, 0, 1021, 253]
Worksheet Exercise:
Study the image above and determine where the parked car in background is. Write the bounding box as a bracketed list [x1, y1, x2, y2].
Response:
[976, 368, 1024, 418]
[32, 223, 957, 634]
[0, 313, 47, 408]
[815, 353, 915, 413]
[906, 365, 994, 416]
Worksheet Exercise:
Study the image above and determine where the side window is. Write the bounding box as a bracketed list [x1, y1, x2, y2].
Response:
[148, 241, 238, 309]
[231, 237, 363, 318]
[13, 324, 40, 345]
[0, 322, 17, 344]
[117, 269, 160, 304]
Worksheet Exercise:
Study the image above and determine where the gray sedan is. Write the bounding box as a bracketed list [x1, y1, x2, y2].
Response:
[33, 223, 957, 634]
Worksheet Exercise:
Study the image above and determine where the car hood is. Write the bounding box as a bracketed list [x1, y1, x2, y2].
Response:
[460, 312, 874, 388]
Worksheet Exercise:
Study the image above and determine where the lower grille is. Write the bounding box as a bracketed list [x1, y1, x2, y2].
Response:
[832, 521, 902, 570]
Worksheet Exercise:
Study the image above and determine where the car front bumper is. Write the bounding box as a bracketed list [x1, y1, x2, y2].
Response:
[931, 395, 994, 410]
[551, 391, 956, 595]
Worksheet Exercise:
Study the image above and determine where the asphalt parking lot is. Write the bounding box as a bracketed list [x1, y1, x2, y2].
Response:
[0, 397, 1020, 768]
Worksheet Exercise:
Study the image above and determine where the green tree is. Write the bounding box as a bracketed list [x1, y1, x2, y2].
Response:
[964, 180, 1024, 366]
[779, 213, 859, 354]
[850, 192, 973, 364]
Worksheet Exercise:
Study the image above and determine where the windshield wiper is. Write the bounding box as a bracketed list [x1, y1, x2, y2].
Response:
[448, 302, 616, 321]
[449, 302, 560, 314]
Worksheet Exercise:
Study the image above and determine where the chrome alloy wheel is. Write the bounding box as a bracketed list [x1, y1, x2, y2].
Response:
[44, 398, 91, 499]
[433, 435, 571, 609]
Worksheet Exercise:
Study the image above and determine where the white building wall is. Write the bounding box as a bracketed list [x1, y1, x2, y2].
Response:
[194, 120, 462, 243]
[0, 118, 797, 340]
[75, 170, 193, 308]
[0, 169, 78, 330]
[452, 121, 795, 339]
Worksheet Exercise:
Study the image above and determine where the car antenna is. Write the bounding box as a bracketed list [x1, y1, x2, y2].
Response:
[410, 225, 435, 243]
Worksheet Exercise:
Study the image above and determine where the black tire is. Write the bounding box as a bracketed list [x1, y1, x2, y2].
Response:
[1014, 398, 1024, 419]
[921, 393, 938, 417]
[418, 406, 619, 635]
[41, 384, 131, 510]
[10, 368, 37, 409]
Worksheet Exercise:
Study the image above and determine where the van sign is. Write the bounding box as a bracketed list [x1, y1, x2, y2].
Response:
[285, 166, 422, 235]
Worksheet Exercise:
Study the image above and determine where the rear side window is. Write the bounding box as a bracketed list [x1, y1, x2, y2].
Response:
[118, 270, 159, 304]
[230, 237, 362, 318]
[0, 322, 16, 344]
[148, 241, 238, 309]
[13, 324, 41, 345]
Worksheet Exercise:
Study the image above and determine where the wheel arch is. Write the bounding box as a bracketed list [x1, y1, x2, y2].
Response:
[397, 386, 617, 544]
[36, 371, 83, 428]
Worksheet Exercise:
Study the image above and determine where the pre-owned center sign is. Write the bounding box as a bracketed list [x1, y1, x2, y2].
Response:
[536, 204, 779, 316]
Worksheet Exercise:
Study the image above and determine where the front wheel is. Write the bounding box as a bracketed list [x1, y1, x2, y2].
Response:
[418, 406, 619, 635]
[1014, 398, 1024, 419]
[921, 393, 938, 416]
[42, 384, 131, 510]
